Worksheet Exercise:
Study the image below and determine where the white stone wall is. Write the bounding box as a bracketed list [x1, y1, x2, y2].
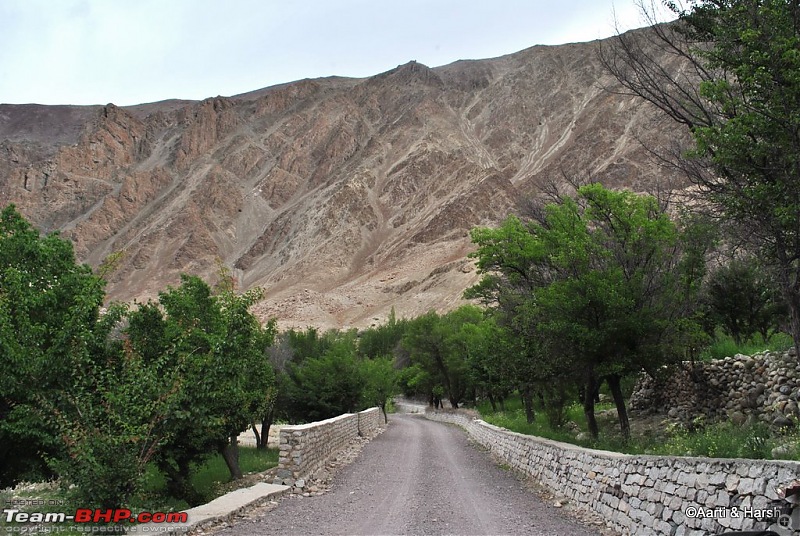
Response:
[358, 407, 382, 437]
[277, 407, 382, 481]
[426, 410, 800, 536]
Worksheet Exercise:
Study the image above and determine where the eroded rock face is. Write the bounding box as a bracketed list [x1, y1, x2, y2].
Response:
[0, 28, 689, 329]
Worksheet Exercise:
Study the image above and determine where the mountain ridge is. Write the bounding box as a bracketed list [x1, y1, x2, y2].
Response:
[0, 27, 686, 329]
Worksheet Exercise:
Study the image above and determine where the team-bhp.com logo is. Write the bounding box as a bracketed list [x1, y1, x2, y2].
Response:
[3, 508, 188, 524]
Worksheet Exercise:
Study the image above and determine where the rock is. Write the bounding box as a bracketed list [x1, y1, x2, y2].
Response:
[729, 411, 746, 426]
[771, 443, 797, 459]
[295, 478, 306, 489]
[772, 415, 794, 429]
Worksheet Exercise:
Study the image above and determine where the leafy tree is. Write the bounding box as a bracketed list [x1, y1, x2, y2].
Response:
[283, 334, 364, 422]
[460, 314, 514, 413]
[360, 357, 398, 423]
[705, 256, 788, 343]
[358, 308, 407, 359]
[396, 363, 434, 400]
[125, 275, 274, 504]
[0, 204, 94, 485]
[46, 303, 179, 510]
[286, 326, 331, 362]
[602, 0, 800, 358]
[468, 185, 687, 439]
[0, 205, 175, 510]
[401, 309, 481, 409]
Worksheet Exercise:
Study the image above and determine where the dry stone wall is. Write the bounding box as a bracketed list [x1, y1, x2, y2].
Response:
[425, 410, 800, 536]
[276, 407, 382, 484]
[357, 407, 382, 437]
[630, 350, 800, 428]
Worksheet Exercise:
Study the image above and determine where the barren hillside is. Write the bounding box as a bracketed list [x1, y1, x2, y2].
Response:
[0, 28, 686, 329]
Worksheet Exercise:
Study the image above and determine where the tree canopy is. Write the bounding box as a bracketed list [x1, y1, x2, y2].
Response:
[602, 0, 800, 357]
[468, 184, 690, 438]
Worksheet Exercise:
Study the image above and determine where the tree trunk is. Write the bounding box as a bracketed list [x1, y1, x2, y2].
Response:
[220, 435, 243, 480]
[259, 408, 275, 450]
[161, 460, 202, 506]
[583, 372, 599, 440]
[787, 290, 800, 362]
[522, 385, 535, 424]
[488, 392, 497, 412]
[607, 374, 630, 440]
[251, 422, 261, 449]
[380, 402, 388, 424]
[499, 396, 506, 411]
[775, 246, 800, 362]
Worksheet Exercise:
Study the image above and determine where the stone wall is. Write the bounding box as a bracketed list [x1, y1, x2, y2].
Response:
[358, 407, 382, 437]
[425, 410, 800, 536]
[630, 350, 800, 428]
[277, 408, 382, 483]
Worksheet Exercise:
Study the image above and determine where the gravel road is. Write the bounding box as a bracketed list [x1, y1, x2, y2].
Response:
[213, 414, 603, 536]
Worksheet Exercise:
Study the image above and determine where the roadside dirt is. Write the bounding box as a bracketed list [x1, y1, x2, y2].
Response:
[207, 414, 613, 536]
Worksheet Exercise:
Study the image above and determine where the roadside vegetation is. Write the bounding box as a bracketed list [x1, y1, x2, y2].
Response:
[477, 394, 800, 461]
[0, 205, 399, 516]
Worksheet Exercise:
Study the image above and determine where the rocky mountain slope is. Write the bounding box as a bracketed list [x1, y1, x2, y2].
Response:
[0, 28, 687, 329]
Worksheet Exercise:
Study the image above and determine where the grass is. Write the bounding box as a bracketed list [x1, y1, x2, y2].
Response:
[699, 331, 793, 361]
[658, 419, 800, 459]
[138, 446, 279, 511]
[477, 396, 600, 445]
[477, 395, 800, 460]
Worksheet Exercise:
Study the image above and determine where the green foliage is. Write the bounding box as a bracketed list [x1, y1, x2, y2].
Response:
[700, 330, 793, 361]
[283, 335, 364, 422]
[662, 420, 776, 459]
[125, 275, 275, 504]
[478, 395, 800, 460]
[608, 0, 800, 355]
[357, 308, 407, 359]
[46, 314, 180, 509]
[360, 356, 398, 423]
[0, 205, 176, 510]
[467, 185, 690, 439]
[400, 306, 489, 408]
[703, 256, 787, 344]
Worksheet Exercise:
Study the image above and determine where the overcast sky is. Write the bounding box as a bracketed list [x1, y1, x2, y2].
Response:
[0, 1, 675, 107]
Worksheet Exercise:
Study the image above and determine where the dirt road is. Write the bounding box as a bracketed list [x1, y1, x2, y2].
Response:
[213, 414, 603, 536]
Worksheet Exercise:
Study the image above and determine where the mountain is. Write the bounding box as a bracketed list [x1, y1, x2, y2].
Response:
[0, 28, 686, 329]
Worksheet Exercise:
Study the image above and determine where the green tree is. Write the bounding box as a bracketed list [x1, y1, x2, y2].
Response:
[125, 275, 274, 504]
[283, 334, 364, 422]
[705, 256, 788, 343]
[468, 185, 686, 439]
[0, 205, 175, 510]
[358, 308, 407, 359]
[360, 357, 398, 423]
[0, 204, 94, 485]
[603, 0, 800, 358]
[401, 309, 481, 409]
[46, 303, 179, 510]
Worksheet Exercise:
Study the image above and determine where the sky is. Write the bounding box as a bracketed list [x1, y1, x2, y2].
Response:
[0, 1, 676, 107]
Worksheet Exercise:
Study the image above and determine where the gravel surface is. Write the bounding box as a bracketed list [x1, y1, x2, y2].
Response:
[209, 414, 607, 536]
